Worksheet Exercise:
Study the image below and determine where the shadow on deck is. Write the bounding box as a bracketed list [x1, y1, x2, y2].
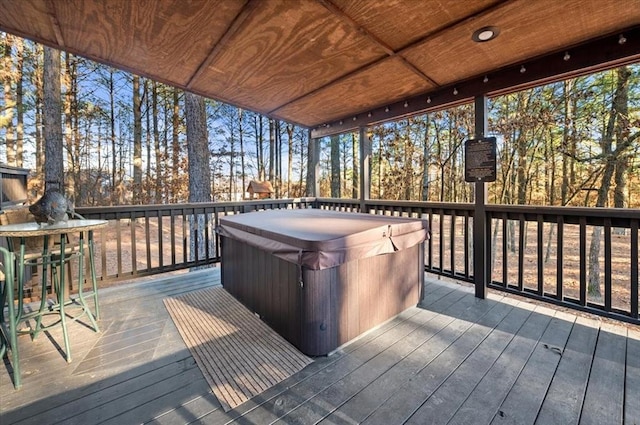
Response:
[1, 268, 638, 425]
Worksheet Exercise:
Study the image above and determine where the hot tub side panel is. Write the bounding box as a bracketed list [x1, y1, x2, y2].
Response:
[221, 236, 423, 356]
[221, 237, 303, 348]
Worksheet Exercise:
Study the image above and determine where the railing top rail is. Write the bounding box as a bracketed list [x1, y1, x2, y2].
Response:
[485, 204, 640, 219]
[77, 197, 318, 215]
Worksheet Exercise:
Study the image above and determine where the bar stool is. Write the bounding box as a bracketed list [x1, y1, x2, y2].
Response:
[0, 246, 21, 388]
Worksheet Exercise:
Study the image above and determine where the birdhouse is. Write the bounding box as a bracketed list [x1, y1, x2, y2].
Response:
[246, 180, 274, 200]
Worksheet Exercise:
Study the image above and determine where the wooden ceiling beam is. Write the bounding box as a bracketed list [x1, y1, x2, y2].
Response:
[311, 25, 640, 138]
[45, 0, 65, 47]
[186, 0, 255, 90]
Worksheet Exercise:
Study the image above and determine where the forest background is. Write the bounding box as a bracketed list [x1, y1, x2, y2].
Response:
[1, 33, 639, 210]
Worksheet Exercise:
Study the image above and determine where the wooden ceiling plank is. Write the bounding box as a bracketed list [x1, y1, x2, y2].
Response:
[269, 0, 509, 116]
[186, 0, 255, 89]
[316, 0, 439, 87]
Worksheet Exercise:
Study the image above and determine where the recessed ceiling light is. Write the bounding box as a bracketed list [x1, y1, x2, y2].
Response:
[472, 26, 500, 42]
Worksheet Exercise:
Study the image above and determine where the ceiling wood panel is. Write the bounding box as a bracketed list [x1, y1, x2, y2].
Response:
[0, 0, 638, 130]
[189, 0, 387, 114]
[330, 0, 502, 51]
[51, 0, 246, 86]
[0, 0, 57, 45]
[404, 0, 640, 87]
[274, 57, 433, 125]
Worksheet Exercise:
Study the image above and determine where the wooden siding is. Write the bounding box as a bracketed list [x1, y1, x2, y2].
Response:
[1, 268, 638, 424]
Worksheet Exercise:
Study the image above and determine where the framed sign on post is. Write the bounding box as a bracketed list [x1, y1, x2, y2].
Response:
[465, 137, 497, 183]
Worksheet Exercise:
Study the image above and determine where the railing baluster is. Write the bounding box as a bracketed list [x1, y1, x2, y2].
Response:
[537, 215, 543, 296]
[557, 216, 564, 301]
[182, 208, 187, 264]
[631, 219, 638, 319]
[170, 211, 176, 267]
[100, 221, 107, 280]
[486, 211, 492, 285]
[604, 218, 612, 311]
[464, 211, 470, 280]
[157, 209, 163, 269]
[502, 214, 507, 288]
[579, 217, 587, 306]
[116, 218, 122, 276]
[428, 209, 433, 271]
[450, 210, 456, 278]
[145, 210, 151, 270]
[130, 211, 137, 275]
[439, 209, 444, 274]
[518, 214, 525, 291]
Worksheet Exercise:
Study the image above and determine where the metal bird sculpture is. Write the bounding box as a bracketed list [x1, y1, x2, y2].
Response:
[29, 189, 73, 225]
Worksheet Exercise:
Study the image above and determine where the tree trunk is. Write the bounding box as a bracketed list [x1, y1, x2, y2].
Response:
[256, 115, 265, 181]
[15, 37, 24, 167]
[588, 66, 630, 297]
[287, 124, 293, 197]
[268, 119, 275, 182]
[63, 53, 76, 201]
[145, 80, 152, 204]
[352, 132, 358, 199]
[239, 109, 246, 198]
[153, 81, 162, 203]
[172, 87, 181, 203]
[330, 134, 340, 198]
[109, 70, 118, 204]
[561, 80, 574, 205]
[305, 135, 315, 196]
[421, 116, 430, 201]
[132, 75, 142, 203]
[43, 46, 63, 191]
[185, 92, 211, 266]
[404, 120, 414, 200]
[3, 34, 15, 166]
[34, 44, 44, 182]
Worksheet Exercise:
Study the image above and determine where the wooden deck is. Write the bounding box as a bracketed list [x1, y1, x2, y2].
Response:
[1, 268, 638, 425]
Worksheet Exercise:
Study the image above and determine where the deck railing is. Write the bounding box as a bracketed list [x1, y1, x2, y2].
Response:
[72, 198, 638, 324]
[75, 198, 315, 281]
[315, 198, 639, 325]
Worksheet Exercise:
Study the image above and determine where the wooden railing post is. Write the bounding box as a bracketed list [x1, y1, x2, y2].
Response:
[473, 95, 488, 299]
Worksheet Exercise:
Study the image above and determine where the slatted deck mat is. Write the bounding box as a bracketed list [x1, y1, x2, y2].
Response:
[163, 286, 313, 411]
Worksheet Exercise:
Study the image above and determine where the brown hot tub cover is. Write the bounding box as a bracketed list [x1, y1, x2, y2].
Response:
[216, 209, 429, 270]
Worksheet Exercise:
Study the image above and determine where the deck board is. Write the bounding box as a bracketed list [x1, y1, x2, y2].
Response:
[1, 269, 638, 425]
[535, 316, 600, 424]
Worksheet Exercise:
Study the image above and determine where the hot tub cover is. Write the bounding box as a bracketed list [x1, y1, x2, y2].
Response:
[216, 209, 429, 270]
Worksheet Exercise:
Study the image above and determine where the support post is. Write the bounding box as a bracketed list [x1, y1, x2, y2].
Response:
[473, 96, 488, 299]
[358, 127, 371, 213]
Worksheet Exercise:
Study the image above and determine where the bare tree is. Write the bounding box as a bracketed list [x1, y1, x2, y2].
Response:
[132, 75, 142, 203]
[2, 34, 16, 165]
[185, 92, 212, 266]
[43, 46, 63, 191]
[330, 135, 340, 197]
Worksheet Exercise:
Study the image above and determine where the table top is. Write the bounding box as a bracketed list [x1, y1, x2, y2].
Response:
[0, 219, 108, 237]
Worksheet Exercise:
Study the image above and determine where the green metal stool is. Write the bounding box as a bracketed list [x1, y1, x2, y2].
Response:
[0, 246, 21, 389]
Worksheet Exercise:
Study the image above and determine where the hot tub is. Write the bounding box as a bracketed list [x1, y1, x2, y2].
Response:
[217, 209, 429, 356]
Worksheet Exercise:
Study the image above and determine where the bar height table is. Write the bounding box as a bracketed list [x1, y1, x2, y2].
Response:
[0, 219, 108, 388]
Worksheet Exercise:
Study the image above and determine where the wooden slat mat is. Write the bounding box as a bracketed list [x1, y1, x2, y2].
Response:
[164, 286, 313, 411]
